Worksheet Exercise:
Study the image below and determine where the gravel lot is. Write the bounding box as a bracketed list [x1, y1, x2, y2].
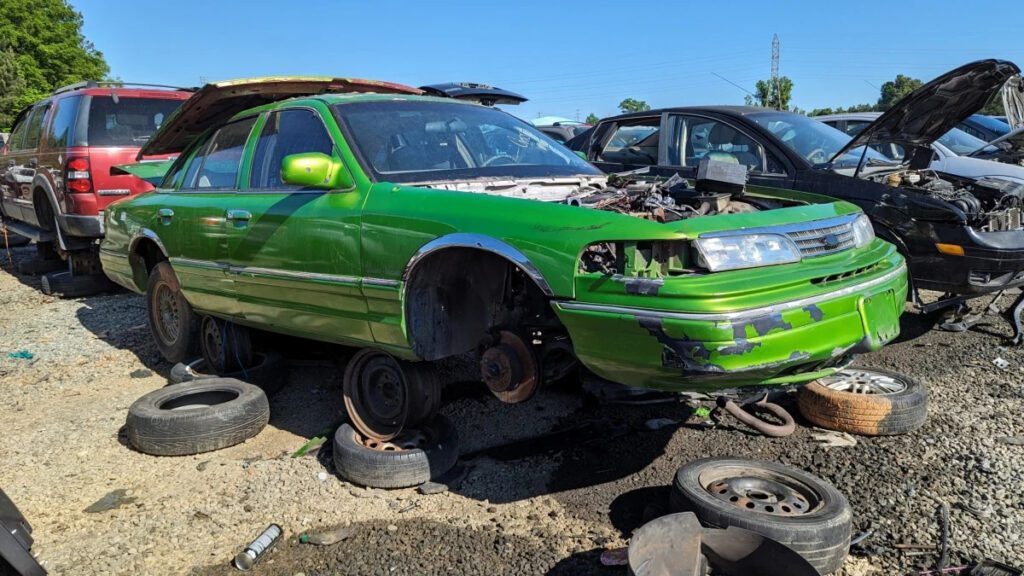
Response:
[1, 243, 1022, 575]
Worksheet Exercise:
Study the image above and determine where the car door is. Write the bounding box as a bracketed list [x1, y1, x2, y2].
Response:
[158, 115, 260, 317]
[225, 105, 372, 343]
[587, 115, 664, 174]
[1, 104, 50, 227]
[662, 113, 795, 189]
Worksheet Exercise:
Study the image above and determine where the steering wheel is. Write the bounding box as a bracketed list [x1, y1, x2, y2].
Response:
[482, 154, 517, 167]
[806, 148, 828, 164]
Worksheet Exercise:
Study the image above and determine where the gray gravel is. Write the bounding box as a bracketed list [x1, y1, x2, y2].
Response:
[1, 242, 1022, 575]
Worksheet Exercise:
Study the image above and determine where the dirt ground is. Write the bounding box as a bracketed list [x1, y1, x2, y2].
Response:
[0, 242, 1021, 575]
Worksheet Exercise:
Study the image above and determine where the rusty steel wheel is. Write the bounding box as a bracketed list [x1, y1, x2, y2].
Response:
[798, 368, 928, 436]
[670, 457, 852, 575]
[479, 330, 540, 403]
[146, 262, 197, 364]
[343, 350, 410, 441]
[333, 415, 459, 489]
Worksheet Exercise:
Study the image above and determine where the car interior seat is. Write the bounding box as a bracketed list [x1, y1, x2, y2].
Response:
[707, 123, 761, 169]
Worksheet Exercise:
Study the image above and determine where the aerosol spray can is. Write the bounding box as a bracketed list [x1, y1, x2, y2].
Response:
[233, 524, 282, 571]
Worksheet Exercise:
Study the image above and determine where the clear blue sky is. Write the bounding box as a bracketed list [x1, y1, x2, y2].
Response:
[72, 0, 1024, 121]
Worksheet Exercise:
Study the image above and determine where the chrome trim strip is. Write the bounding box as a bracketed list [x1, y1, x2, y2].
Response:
[698, 213, 860, 239]
[402, 233, 554, 296]
[169, 257, 228, 271]
[229, 265, 359, 285]
[362, 277, 401, 288]
[98, 248, 128, 260]
[555, 263, 905, 322]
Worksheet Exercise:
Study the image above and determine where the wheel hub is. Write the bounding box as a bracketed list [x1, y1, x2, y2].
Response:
[479, 331, 539, 404]
[706, 476, 812, 517]
[155, 284, 180, 342]
[819, 369, 907, 395]
[358, 428, 428, 452]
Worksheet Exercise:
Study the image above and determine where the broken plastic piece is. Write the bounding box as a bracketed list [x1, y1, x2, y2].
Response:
[299, 525, 354, 546]
[993, 357, 1010, 370]
[6, 350, 33, 360]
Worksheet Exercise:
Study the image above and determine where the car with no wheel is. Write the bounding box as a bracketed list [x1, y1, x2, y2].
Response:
[100, 77, 907, 442]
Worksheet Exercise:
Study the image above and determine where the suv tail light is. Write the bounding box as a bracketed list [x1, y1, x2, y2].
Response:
[65, 156, 92, 193]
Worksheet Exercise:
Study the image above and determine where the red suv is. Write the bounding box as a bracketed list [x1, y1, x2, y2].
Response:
[0, 81, 192, 295]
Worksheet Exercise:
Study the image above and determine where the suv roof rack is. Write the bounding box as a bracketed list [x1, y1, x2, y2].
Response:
[51, 81, 198, 95]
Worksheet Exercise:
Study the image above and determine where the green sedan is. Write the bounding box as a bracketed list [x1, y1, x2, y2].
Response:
[100, 77, 907, 439]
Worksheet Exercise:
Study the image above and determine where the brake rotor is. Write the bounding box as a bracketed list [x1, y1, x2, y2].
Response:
[480, 330, 539, 404]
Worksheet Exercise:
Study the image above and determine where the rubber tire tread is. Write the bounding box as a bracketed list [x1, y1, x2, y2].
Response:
[798, 369, 927, 436]
[41, 270, 115, 297]
[333, 414, 459, 489]
[126, 378, 269, 456]
[147, 262, 198, 364]
[670, 457, 852, 575]
[168, 352, 286, 395]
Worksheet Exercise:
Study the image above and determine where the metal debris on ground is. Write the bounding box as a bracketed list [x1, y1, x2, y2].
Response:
[993, 357, 1010, 370]
[970, 559, 1023, 576]
[129, 368, 153, 378]
[716, 395, 797, 437]
[417, 482, 448, 495]
[938, 502, 951, 572]
[83, 489, 137, 513]
[299, 525, 354, 546]
[599, 547, 629, 566]
[234, 524, 282, 571]
[810, 429, 858, 448]
[6, 350, 34, 360]
[397, 501, 419, 513]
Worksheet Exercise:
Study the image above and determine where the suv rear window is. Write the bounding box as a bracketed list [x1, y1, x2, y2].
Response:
[76, 96, 183, 147]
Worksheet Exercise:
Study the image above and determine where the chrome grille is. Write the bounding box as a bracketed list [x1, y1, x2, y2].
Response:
[784, 220, 856, 258]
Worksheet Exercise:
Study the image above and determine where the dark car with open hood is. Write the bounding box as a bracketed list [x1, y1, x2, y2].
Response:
[570, 59, 1024, 342]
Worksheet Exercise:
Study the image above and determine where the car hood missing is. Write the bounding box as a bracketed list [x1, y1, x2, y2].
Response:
[830, 59, 1021, 164]
[137, 77, 422, 159]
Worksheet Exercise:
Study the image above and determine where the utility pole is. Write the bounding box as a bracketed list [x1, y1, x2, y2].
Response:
[770, 33, 780, 110]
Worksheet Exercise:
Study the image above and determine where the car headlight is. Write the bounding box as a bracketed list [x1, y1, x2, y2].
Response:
[851, 213, 875, 248]
[694, 234, 801, 272]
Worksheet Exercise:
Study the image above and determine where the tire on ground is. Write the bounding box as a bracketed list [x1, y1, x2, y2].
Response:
[333, 414, 459, 489]
[147, 261, 198, 363]
[169, 352, 287, 395]
[670, 457, 852, 575]
[126, 378, 269, 456]
[41, 270, 115, 297]
[798, 369, 928, 436]
[0, 231, 30, 248]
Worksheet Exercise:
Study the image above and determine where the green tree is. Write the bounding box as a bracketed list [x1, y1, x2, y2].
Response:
[618, 98, 651, 113]
[0, 48, 23, 130]
[0, 0, 110, 128]
[748, 76, 793, 110]
[877, 74, 923, 110]
[981, 94, 1005, 116]
[585, 112, 600, 124]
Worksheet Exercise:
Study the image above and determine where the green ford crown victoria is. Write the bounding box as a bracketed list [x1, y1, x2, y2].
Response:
[100, 77, 907, 439]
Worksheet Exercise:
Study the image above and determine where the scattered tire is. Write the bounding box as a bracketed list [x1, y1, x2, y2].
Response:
[333, 414, 459, 489]
[798, 368, 928, 436]
[126, 378, 269, 456]
[17, 256, 65, 276]
[670, 457, 852, 575]
[169, 352, 286, 395]
[0, 230, 30, 248]
[41, 270, 115, 297]
[147, 261, 198, 364]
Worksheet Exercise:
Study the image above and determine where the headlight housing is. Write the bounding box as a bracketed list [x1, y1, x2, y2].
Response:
[694, 233, 801, 272]
[851, 213, 875, 248]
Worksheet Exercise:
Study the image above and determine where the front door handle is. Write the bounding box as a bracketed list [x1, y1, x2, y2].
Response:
[157, 208, 174, 225]
[226, 209, 252, 222]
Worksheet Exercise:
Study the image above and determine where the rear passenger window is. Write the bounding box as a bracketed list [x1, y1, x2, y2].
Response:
[183, 117, 257, 190]
[598, 118, 660, 165]
[46, 96, 81, 148]
[21, 105, 50, 151]
[6, 114, 30, 151]
[249, 109, 335, 189]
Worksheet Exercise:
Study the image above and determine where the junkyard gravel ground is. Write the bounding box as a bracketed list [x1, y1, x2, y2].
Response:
[0, 243, 1021, 575]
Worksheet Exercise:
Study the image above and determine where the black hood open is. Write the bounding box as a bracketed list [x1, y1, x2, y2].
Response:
[830, 59, 1021, 164]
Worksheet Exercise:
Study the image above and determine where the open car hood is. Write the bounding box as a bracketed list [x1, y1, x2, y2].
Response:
[137, 76, 422, 159]
[418, 82, 527, 106]
[830, 59, 1021, 164]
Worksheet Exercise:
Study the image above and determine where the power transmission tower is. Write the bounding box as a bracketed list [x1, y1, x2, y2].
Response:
[770, 33, 780, 110]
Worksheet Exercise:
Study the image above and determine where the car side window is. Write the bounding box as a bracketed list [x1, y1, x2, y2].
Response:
[21, 105, 50, 151]
[6, 114, 31, 151]
[668, 115, 777, 174]
[45, 96, 81, 148]
[181, 117, 257, 190]
[597, 118, 660, 165]
[843, 121, 869, 137]
[249, 109, 335, 189]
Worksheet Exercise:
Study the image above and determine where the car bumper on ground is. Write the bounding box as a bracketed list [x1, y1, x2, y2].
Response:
[553, 262, 908, 391]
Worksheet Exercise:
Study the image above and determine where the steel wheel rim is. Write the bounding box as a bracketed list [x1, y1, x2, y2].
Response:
[699, 466, 822, 517]
[356, 428, 428, 452]
[202, 318, 225, 371]
[819, 369, 907, 395]
[154, 283, 180, 343]
[344, 351, 410, 441]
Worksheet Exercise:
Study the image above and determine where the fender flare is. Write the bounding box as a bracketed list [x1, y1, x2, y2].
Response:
[31, 175, 67, 249]
[128, 228, 170, 260]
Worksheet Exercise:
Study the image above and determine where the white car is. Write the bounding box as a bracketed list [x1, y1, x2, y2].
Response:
[816, 112, 1024, 184]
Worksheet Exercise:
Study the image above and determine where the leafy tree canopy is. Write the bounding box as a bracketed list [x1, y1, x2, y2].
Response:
[618, 98, 651, 113]
[746, 76, 793, 110]
[876, 74, 923, 110]
[585, 112, 600, 124]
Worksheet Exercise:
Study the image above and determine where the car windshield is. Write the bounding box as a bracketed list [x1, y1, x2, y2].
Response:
[970, 114, 1010, 136]
[332, 100, 601, 183]
[749, 111, 894, 169]
[82, 96, 184, 147]
[937, 127, 999, 155]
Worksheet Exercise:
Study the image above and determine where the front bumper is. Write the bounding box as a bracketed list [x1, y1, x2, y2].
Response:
[553, 262, 908, 391]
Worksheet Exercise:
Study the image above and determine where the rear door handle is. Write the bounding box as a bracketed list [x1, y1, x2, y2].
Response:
[226, 209, 252, 222]
[157, 208, 174, 224]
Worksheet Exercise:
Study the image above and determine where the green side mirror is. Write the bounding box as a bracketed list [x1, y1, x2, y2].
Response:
[574, 150, 588, 161]
[280, 152, 354, 190]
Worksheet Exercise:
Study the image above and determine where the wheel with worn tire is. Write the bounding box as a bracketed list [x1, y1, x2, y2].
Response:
[670, 457, 852, 575]
[169, 352, 286, 395]
[147, 262, 198, 364]
[333, 414, 459, 488]
[798, 368, 927, 436]
[126, 378, 269, 456]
